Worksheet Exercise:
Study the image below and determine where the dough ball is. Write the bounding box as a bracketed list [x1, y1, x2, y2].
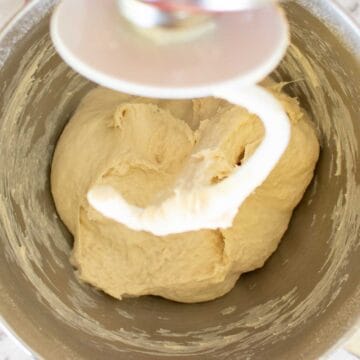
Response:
[51, 85, 319, 303]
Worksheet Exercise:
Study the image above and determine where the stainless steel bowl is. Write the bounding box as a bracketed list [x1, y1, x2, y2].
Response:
[0, 1, 359, 359]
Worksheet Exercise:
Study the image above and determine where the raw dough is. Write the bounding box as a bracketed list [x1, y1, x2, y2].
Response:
[51, 84, 319, 303]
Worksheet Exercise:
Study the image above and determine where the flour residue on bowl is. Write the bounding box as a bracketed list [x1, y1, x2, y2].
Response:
[0, 9, 359, 359]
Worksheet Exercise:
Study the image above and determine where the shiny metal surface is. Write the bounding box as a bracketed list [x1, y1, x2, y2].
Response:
[117, 0, 275, 28]
[138, 0, 275, 12]
[0, 1, 359, 359]
[117, 0, 212, 28]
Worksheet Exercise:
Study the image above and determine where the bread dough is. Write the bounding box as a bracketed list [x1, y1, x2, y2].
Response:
[87, 85, 291, 237]
[51, 84, 319, 303]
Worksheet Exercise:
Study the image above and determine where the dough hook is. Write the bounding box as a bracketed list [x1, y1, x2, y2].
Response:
[51, 0, 291, 235]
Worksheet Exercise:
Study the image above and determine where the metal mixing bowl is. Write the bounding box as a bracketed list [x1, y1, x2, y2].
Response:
[0, 1, 359, 359]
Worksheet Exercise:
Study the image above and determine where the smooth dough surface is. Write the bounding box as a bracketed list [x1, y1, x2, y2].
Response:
[51, 84, 319, 303]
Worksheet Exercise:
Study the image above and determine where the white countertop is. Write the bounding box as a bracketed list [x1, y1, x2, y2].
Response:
[0, 1, 359, 359]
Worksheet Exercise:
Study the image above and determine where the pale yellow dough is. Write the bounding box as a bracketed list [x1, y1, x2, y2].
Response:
[51, 84, 319, 303]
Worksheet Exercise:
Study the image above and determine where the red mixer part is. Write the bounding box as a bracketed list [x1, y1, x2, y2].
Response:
[139, 0, 274, 12]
